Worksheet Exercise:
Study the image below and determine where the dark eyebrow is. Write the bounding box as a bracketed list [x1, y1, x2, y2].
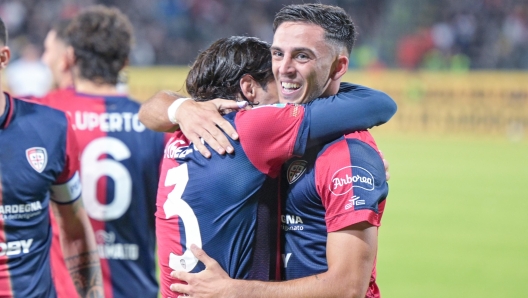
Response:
[270, 46, 316, 57]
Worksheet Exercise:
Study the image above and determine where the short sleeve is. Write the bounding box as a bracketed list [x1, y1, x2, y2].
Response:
[51, 114, 82, 204]
[235, 104, 309, 177]
[314, 131, 388, 232]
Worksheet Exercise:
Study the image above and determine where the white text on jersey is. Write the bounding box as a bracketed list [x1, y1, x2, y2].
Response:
[73, 111, 146, 132]
[0, 239, 33, 256]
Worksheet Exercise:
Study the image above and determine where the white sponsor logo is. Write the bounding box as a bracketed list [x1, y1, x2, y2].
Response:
[26, 147, 47, 173]
[0, 239, 33, 256]
[95, 230, 139, 260]
[0, 201, 43, 217]
[164, 138, 193, 159]
[345, 196, 365, 210]
[73, 111, 145, 132]
[281, 214, 304, 224]
[330, 166, 374, 196]
[287, 160, 307, 184]
[282, 253, 292, 268]
[281, 214, 304, 231]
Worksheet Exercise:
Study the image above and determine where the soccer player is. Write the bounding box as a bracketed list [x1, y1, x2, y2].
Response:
[171, 4, 390, 298]
[35, 6, 166, 298]
[36, 19, 82, 298]
[154, 34, 396, 298]
[0, 17, 102, 298]
[41, 19, 75, 94]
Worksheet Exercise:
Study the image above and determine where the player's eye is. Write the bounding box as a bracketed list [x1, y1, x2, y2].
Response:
[295, 53, 310, 61]
[272, 51, 283, 58]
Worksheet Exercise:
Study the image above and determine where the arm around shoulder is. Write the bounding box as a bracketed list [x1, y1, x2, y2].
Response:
[139, 90, 184, 133]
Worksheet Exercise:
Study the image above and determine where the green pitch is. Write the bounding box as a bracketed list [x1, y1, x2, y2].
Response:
[373, 131, 528, 297]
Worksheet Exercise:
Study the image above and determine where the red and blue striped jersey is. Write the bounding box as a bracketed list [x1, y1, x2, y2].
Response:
[156, 84, 397, 298]
[0, 94, 81, 298]
[36, 90, 166, 298]
[281, 130, 388, 298]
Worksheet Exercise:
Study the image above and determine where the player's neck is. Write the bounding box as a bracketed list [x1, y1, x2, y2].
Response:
[57, 75, 74, 90]
[75, 77, 121, 96]
[319, 80, 341, 98]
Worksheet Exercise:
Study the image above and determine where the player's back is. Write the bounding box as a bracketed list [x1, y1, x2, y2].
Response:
[39, 91, 165, 298]
[281, 130, 388, 297]
[156, 104, 310, 297]
[0, 95, 76, 298]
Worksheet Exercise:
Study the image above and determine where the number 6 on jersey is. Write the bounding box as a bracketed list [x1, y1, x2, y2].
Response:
[163, 163, 202, 272]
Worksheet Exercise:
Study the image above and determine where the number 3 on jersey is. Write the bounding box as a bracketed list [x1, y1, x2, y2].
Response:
[163, 163, 202, 272]
[81, 137, 132, 221]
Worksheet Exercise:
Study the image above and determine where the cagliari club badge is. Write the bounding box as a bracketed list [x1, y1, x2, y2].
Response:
[287, 160, 307, 184]
[26, 147, 48, 173]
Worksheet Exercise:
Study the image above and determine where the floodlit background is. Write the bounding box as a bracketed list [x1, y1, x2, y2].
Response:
[2, 0, 527, 297]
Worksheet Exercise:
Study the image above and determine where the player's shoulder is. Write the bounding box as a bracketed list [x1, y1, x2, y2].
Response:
[15, 95, 67, 118]
[164, 131, 191, 159]
[11, 96, 70, 135]
[237, 103, 303, 118]
[343, 130, 378, 150]
[339, 82, 391, 99]
[317, 131, 381, 163]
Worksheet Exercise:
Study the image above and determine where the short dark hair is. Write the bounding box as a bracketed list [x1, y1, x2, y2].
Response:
[186, 36, 273, 102]
[51, 19, 72, 42]
[273, 3, 356, 55]
[0, 17, 7, 46]
[65, 5, 133, 85]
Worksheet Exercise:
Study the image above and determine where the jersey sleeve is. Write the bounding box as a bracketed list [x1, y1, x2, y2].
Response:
[235, 104, 309, 177]
[50, 114, 82, 204]
[314, 131, 388, 232]
[305, 83, 397, 144]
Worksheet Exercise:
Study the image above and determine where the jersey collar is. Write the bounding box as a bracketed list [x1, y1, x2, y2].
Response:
[0, 92, 15, 129]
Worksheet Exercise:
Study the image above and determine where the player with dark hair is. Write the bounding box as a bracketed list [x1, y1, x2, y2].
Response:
[186, 36, 276, 104]
[38, 18, 84, 298]
[35, 6, 165, 298]
[155, 34, 395, 298]
[0, 17, 103, 298]
[171, 4, 390, 298]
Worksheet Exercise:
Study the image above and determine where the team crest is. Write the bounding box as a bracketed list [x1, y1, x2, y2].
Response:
[287, 160, 307, 184]
[26, 147, 48, 173]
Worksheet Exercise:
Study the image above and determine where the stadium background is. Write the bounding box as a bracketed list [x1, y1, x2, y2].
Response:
[2, 0, 527, 297]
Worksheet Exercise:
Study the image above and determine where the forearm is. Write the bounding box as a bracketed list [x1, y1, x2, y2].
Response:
[228, 271, 363, 298]
[226, 225, 377, 298]
[139, 90, 185, 132]
[53, 200, 103, 297]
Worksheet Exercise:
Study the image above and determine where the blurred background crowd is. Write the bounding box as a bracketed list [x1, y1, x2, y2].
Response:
[2, 0, 527, 70]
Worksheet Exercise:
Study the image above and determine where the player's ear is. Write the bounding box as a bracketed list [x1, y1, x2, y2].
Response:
[329, 55, 349, 81]
[239, 74, 258, 104]
[0, 46, 11, 69]
[65, 46, 76, 68]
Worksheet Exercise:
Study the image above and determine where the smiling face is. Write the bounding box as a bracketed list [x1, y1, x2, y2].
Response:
[271, 22, 339, 104]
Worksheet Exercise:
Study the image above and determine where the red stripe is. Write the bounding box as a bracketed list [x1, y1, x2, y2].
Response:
[0, 179, 14, 297]
[93, 158, 113, 298]
[43, 92, 114, 297]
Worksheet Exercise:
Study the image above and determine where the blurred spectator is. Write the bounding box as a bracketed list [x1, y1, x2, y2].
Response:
[1, 0, 526, 69]
[6, 42, 52, 97]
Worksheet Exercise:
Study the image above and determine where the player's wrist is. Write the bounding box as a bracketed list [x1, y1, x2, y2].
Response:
[167, 97, 192, 125]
